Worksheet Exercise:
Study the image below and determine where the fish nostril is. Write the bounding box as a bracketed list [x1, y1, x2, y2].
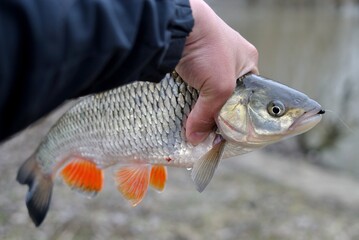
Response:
[318, 109, 325, 114]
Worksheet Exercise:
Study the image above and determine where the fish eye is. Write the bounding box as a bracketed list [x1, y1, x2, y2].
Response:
[267, 100, 286, 117]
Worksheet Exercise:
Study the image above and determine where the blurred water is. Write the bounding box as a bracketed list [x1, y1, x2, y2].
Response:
[209, 0, 359, 177]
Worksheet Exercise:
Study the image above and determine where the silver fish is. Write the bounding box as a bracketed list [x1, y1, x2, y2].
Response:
[17, 73, 324, 226]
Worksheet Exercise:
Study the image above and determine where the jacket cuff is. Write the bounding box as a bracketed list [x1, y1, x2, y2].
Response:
[140, 0, 194, 82]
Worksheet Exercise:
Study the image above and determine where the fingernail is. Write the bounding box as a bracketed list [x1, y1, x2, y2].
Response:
[188, 132, 208, 145]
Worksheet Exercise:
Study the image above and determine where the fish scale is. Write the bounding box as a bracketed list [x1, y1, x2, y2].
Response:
[37, 73, 199, 173]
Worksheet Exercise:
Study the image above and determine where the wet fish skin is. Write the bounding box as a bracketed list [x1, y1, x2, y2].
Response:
[17, 72, 324, 226]
[37, 73, 202, 172]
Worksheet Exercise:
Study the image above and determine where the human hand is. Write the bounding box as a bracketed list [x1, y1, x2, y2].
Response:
[175, 0, 259, 145]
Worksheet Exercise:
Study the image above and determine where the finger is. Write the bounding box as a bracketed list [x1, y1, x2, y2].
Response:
[186, 82, 235, 145]
[249, 66, 259, 75]
[185, 97, 215, 145]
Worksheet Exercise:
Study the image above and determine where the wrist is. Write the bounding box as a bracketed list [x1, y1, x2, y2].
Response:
[186, 0, 217, 45]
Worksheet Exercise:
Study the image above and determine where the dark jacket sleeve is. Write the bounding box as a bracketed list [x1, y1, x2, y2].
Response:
[0, 0, 194, 141]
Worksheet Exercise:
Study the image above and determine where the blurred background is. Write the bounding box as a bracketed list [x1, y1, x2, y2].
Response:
[1, 0, 359, 239]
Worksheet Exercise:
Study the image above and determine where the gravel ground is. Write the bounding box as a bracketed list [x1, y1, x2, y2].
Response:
[1, 105, 359, 240]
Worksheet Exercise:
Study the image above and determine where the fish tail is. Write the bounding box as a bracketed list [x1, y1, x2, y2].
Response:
[16, 155, 53, 227]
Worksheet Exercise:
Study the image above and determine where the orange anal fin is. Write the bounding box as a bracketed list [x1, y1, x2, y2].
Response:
[150, 165, 167, 192]
[114, 165, 150, 207]
[60, 158, 104, 197]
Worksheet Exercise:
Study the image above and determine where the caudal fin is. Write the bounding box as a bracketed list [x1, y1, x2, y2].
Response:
[16, 155, 53, 227]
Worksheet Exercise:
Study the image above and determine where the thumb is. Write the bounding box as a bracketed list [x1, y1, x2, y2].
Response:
[186, 81, 235, 145]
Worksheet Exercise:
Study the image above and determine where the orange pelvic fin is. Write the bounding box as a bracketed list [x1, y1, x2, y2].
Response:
[60, 157, 104, 197]
[114, 165, 150, 206]
[150, 165, 167, 192]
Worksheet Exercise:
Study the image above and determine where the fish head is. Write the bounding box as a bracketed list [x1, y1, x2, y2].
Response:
[216, 74, 324, 148]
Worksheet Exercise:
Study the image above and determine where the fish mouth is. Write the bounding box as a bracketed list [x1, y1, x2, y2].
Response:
[289, 108, 325, 135]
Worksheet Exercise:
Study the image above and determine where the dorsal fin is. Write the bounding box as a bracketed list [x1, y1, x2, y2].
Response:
[114, 165, 150, 206]
[60, 157, 104, 197]
[150, 165, 167, 192]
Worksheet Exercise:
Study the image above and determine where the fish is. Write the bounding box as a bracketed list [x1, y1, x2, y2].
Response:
[16, 72, 324, 226]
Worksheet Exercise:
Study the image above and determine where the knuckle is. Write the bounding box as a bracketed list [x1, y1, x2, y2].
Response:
[248, 44, 259, 62]
[216, 80, 236, 97]
[244, 43, 259, 74]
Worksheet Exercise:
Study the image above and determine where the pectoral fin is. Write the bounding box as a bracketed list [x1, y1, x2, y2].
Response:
[191, 138, 226, 192]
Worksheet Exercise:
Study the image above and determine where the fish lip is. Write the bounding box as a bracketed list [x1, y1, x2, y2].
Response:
[289, 108, 324, 132]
